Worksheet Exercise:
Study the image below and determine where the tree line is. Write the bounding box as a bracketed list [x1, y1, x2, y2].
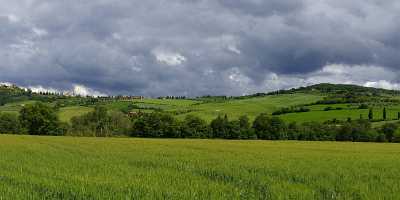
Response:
[1, 103, 400, 142]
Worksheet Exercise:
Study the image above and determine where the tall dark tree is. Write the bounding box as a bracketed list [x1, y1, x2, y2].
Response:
[287, 122, 300, 140]
[238, 115, 253, 138]
[268, 117, 288, 140]
[252, 113, 270, 139]
[227, 119, 241, 139]
[368, 108, 373, 121]
[181, 115, 208, 138]
[383, 107, 387, 120]
[210, 115, 230, 138]
[238, 115, 250, 130]
[253, 113, 287, 140]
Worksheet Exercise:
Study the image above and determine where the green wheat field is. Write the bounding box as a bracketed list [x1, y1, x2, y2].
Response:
[0, 134, 399, 199]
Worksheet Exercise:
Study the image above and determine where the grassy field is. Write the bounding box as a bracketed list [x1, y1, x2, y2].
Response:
[0, 135, 399, 199]
[58, 106, 94, 122]
[281, 107, 400, 123]
[112, 94, 400, 125]
[0, 100, 38, 115]
[3, 93, 400, 126]
[176, 93, 323, 121]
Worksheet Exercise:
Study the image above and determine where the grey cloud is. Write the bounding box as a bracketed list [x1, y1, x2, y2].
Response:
[216, 0, 306, 17]
[0, 0, 400, 96]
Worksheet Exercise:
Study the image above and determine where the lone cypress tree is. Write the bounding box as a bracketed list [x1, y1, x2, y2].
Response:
[398, 112, 400, 120]
[368, 108, 373, 121]
[383, 107, 387, 121]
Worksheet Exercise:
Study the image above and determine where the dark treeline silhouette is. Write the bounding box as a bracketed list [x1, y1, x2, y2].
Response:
[1, 103, 400, 142]
[272, 107, 310, 115]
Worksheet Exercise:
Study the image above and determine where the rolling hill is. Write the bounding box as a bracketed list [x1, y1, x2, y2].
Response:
[1, 83, 400, 126]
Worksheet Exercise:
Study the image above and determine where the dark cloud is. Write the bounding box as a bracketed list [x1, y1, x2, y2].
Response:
[1, 0, 400, 96]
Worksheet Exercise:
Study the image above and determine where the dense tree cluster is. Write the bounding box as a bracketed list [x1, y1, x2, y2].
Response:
[1, 103, 400, 143]
[70, 106, 131, 137]
[19, 103, 67, 135]
[96, 110, 400, 142]
[324, 107, 343, 111]
[0, 113, 23, 134]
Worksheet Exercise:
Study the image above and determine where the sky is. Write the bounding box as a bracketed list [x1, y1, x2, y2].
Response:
[1, 0, 400, 96]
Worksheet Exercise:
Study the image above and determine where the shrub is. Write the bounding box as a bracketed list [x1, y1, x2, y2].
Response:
[70, 106, 131, 137]
[132, 112, 180, 138]
[19, 103, 62, 135]
[272, 107, 310, 115]
[253, 114, 287, 140]
[181, 115, 209, 138]
[324, 107, 333, 111]
[0, 113, 24, 134]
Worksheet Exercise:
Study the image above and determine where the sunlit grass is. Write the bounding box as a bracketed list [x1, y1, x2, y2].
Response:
[0, 100, 38, 113]
[58, 106, 94, 122]
[0, 135, 399, 199]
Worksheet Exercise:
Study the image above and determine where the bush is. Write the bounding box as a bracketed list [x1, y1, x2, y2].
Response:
[381, 123, 399, 142]
[181, 115, 209, 138]
[358, 104, 369, 109]
[209, 115, 253, 139]
[69, 106, 131, 137]
[393, 129, 400, 143]
[132, 112, 180, 138]
[0, 113, 24, 134]
[19, 103, 62, 135]
[253, 114, 287, 140]
[210, 115, 230, 138]
[272, 107, 310, 115]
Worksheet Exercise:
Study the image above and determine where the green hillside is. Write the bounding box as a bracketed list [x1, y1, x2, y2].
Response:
[2, 83, 400, 126]
[58, 106, 94, 122]
[173, 93, 323, 121]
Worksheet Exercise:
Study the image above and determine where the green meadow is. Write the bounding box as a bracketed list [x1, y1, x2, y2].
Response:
[0, 135, 399, 199]
[0, 100, 37, 115]
[58, 106, 94, 122]
[53, 93, 400, 125]
[0, 93, 400, 124]
[175, 93, 323, 121]
[2, 92, 400, 126]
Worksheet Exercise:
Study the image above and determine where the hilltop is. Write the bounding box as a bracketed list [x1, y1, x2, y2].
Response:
[2, 82, 400, 101]
[273, 83, 400, 95]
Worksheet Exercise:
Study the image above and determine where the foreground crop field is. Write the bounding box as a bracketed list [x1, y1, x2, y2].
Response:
[0, 135, 399, 199]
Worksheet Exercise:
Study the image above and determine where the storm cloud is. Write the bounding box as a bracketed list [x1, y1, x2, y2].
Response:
[1, 0, 400, 96]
